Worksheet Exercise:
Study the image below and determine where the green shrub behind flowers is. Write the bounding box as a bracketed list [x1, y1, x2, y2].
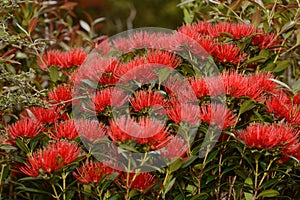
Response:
[1, 1, 300, 200]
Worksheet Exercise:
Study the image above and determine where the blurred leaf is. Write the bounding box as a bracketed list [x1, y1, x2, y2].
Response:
[80, 20, 91, 32]
[15, 138, 30, 153]
[269, 78, 292, 91]
[92, 17, 106, 26]
[60, 2, 78, 10]
[273, 60, 290, 72]
[28, 17, 38, 34]
[190, 193, 209, 200]
[16, 22, 29, 36]
[169, 158, 182, 173]
[292, 79, 300, 94]
[257, 189, 280, 198]
[244, 192, 253, 200]
[49, 66, 59, 83]
[251, 10, 261, 28]
[16, 186, 52, 195]
[177, 0, 196, 7]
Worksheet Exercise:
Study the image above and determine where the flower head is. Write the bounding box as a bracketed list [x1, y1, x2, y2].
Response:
[76, 119, 107, 143]
[20, 141, 81, 177]
[237, 123, 299, 160]
[48, 85, 72, 106]
[73, 160, 121, 185]
[200, 104, 237, 129]
[121, 172, 157, 191]
[8, 118, 41, 138]
[50, 120, 78, 140]
[21, 106, 60, 124]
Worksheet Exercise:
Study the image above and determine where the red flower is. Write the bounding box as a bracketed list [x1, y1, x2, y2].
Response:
[166, 98, 200, 126]
[200, 104, 237, 129]
[109, 116, 169, 149]
[38, 49, 87, 70]
[90, 88, 128, 113]
[214, 43, 246, 64]
[189, 78, 209, 98]
[20, 141, 81, 177]
[146, 50, 180, 69]
[130, 89, 166, 112]
[121, 172, 157, 191]
[8, 118, 41, 138]
[48, 85, 72, 106]
[21, 106, 60, 124]
[208, 22, 231, 38]
[50, 120, 78, 140]
[251, 31, 279, 49]
[229, 23, 256, 39]
[76, 119, 107, 142]
[73, 160, 120, 185]
[238, 123, 300, 160]
[293, 92, 300, 105]
[160, 135, 188, 159]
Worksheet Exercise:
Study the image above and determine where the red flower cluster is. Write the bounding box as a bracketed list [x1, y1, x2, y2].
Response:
[130, 89, 166, 112]
[200, 104, 237, 129]
[109, 116, 169, 150]
[50, 120, 78, 140]
[76, 119, 107, 142]
[48, 85, 73, 106]
[20, 141, 81, 177]
[8, 118, 41, 139]
[21, 106, 61, 124]
[266, 89, 300, 126]
[189, 72, 277, 101]
[120, 172, 157, 191]
[237, 123, 300, 161]
[73, 160, 121, 185]
[90, 87, 128, 113]
[38, 49, 87, 70]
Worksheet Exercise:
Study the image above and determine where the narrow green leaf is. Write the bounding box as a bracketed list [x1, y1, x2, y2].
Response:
[238, 99, 255, 116]
[190, 193, 209, 200]
[16, 186, 52, 195]
[257, 189, 280, 198]
[163, 178, 176, 197]
[169, 158, 182, 173]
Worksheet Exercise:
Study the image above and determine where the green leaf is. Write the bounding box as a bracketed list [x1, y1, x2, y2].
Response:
[292, 79, 300, 94]
[238, 99, 255, 116]
[15, 138, 30, 153]
[251, 10, 261, 28]
[257, 189, 280, 198]
[244, 192, 253, 200]
[273, 60, 290, 72]
[269, 78, 292, 91]
[244, 177, 253, 187]
[49, 66, 59, 83]
[158, 67, 172, 84]
[16, 186, 52, 195]
[169, 158, 182, 173]
[182, 156, 197, 168]
[190, 193, 209, 200]
[245, 55, 267, 64]
[163, 177, 176, 198]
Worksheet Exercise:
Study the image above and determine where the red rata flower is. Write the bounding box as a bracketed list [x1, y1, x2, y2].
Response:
[8, 118, 41, 138]
[50, 120, 78, 140]
[121, 172, 157, 191]
[48, 85, 72, 106]
[75, 119, 107, 142]
[160, 135, 188, 159]
[146, 50, 181, 69]
[20, 141, 81, 177]
[109, 116, 169, 150]
[238, 123, 300, 161]
[90, 87, 128, 113]
[21, 106, 60, 124]
[166, 98, 200, 126]
[73, 160, 121, 185]
[130, 89, 166, 112]
[251, 31, 279, 49]
[38, 49, 87, 70]
[214, 43, 246, 64]
[200, 104, 237, 129]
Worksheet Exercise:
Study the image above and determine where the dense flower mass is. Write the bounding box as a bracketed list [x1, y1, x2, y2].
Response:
[8, 118, 41, 138]
[121, 172, 157, 191]
[237, 123, 300, 160]
[20, 141, 81, 177]
[21, 106, 61, 124]
[38, 49, 87, 69]
[48, 85, 73, 106]
[50, 120, 78, 140]
[130, 89, 166, 112]
[73, 160, 120, 185]
[109, 116, 169, 149]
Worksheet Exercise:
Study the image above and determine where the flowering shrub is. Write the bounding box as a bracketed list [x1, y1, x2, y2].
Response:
[1, 1, 300, 200]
